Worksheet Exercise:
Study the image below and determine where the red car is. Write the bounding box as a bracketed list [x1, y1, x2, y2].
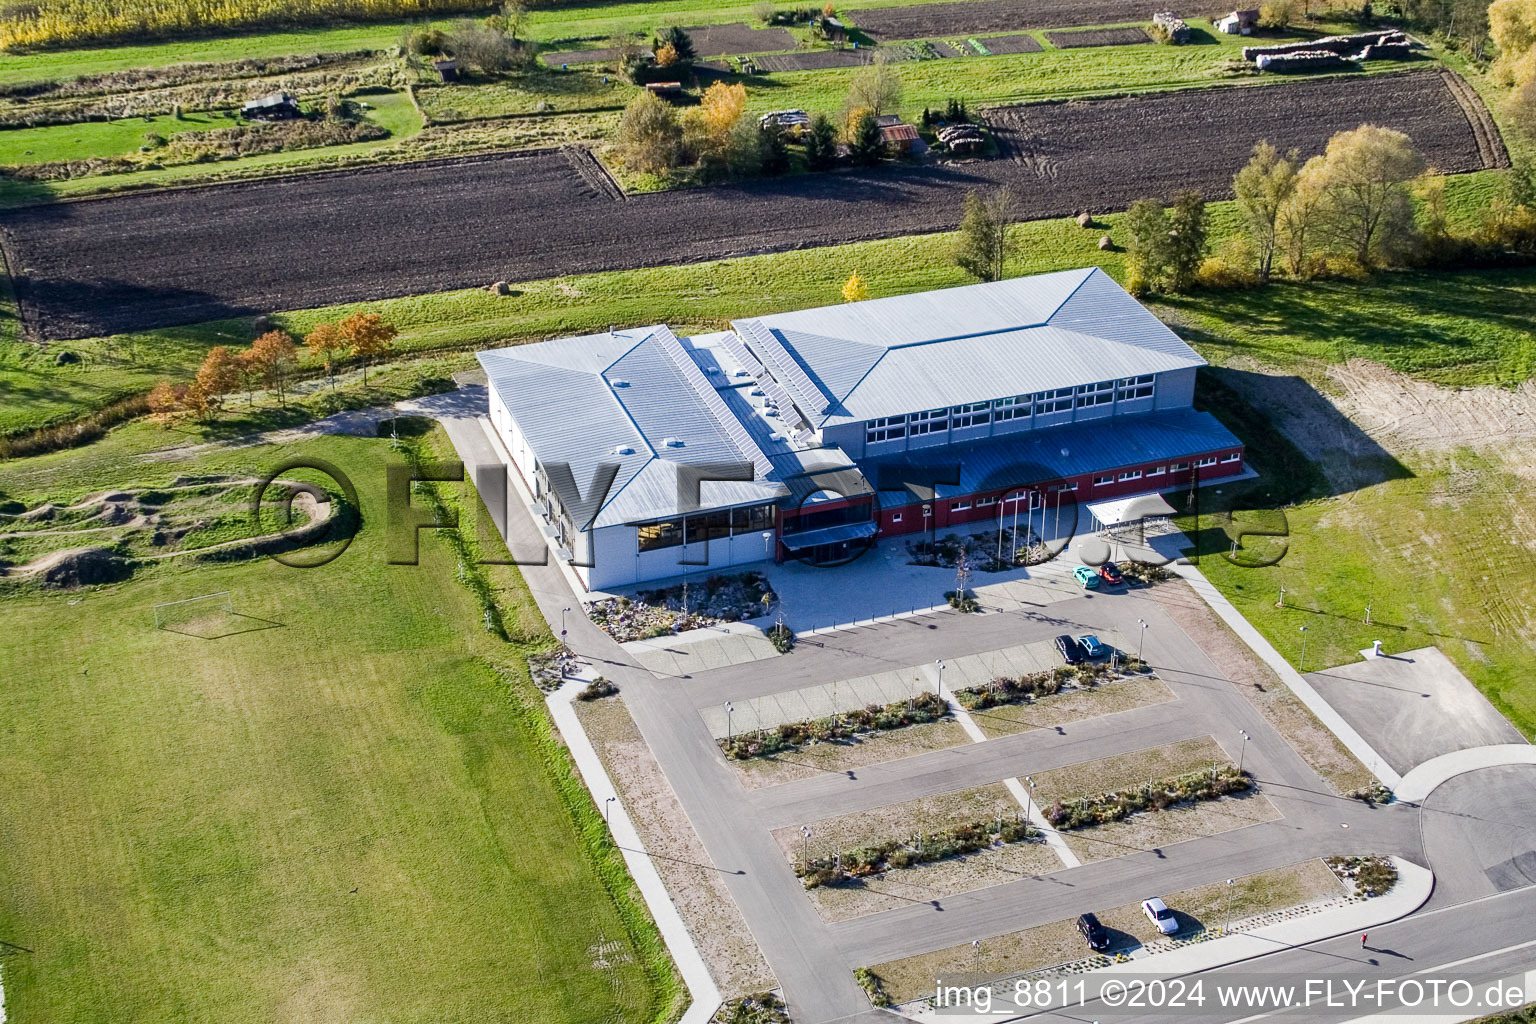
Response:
[1097, 561, 1124, 585]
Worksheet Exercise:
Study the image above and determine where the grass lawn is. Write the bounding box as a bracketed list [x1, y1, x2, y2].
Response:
[0, 427, 679, 1023]
[0, 110, 218, 165]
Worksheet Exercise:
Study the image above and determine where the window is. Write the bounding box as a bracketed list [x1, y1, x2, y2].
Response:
[1222, 452, 1242, 463]
[1076, 380, 1114, 408]
[1148, 465, 1166, 476]
[1171, 462, 1190, 472]
[1116, 374, 1156, 401]
[1051, 482, 1079, 493]
[637, 519, 682, 551]
[891, 512, 903, 523]
[977, 495, 998, 507]
[952, 401, 991, 429]
[865, 416, 907, 444]
[951, 500, 972, 511]
[908, 408, 949, 436]
[1196, 456, 1218, 468]
[1036, 388, 1075, 414]
[993, 395, 1032, 422]
[1093, 475, 1114, 487]
[1118, 470, 1142, 482]
[730, 504, 776, 533]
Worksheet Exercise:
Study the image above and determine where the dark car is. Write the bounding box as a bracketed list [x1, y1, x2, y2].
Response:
[1077, 912, 1110, 951]
[1053, 634, 1087, 665]
[1097, 561, 1124, 585]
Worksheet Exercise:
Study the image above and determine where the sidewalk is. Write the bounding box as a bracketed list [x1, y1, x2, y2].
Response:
[1395, 744, 1536, 803]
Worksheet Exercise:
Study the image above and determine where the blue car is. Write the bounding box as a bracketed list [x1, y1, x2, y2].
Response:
[1078, 634, 1106, 658]
[1073, 566, 1100, 588]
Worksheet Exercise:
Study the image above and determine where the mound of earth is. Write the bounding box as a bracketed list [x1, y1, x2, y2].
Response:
[34, 547, 132, 588]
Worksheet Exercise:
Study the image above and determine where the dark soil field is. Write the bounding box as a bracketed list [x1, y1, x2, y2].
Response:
[682, 23, 797, 56]
[541, 46, 619, 66]
[754, 48, 879, 71]
[1046, 26, 1152, 47]
[0, 71, 1498, 340]
[975, 33, 1045, 54]
[853, 0, 1183, 38]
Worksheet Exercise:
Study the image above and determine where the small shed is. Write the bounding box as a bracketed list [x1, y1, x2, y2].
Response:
[432, 58, 460, 82]
[878, 122, 920, 153]
[241, 91, 301, 120]
[645, 81, 684, 100]
[1216, 9, 1261, 33]
[820, 16, 848, 43]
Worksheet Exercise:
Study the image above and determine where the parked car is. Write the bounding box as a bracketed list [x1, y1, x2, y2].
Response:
[1142, 897, 1179, 935]
[1077, 912, 1110, 951]
[1097, 561, 1124, 585]
[1077, 634, 1106, 659]
[1053, 634, 1087, 665]
[1072, 565, 1100, 588]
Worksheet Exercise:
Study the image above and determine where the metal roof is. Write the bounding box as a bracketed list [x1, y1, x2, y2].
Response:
[733, 269, 1207, 426]
[863, 408, 1241, 502]
[477, 328, 786, 529]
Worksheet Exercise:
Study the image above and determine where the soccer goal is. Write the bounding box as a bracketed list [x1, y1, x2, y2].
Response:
[152, 591, 235, 635]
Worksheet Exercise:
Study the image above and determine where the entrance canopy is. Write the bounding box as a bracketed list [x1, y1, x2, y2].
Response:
[779, 520, 878, 552]
[1085, 493, 1177, 533]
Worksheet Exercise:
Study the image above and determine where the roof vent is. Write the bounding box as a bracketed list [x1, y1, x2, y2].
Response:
[610, 378, 630, 388]
[768, 432, 785, 441]
[613, 445, 635, 456]
[662, 437, 685, 448]
[733, 369, 749, 378]
[750, 388, 764, 397]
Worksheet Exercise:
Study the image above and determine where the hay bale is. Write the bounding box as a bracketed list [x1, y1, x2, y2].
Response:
[1098, 234, 1114, 250]
[489, 280, 511, 295]
[1077, 211, 1095, 228]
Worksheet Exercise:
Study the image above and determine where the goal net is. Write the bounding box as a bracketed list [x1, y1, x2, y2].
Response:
[152, 591, 235, 636]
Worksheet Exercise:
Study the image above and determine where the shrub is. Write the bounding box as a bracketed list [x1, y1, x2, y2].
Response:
[615, 89, 683, 174]
[845, 108, 882, 166]
[944, 589, 980, 612]
[1258, 0, 1296, 28]
[576, 677, 619, 701]
[1045, 765, 1252, 830]
[854, 967, 892, 1007]
[799, 814, 1037, 886]
[804, 112, 839, 170]
[768, 622, 796, 653]
[1327, 854, 1398, 897]
[407, 27, 450, 56]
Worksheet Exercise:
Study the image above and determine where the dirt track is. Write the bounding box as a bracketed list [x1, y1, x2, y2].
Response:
[0, 71, 1499, 340]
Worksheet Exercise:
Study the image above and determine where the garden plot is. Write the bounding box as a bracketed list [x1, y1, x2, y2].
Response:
[972, 32, 1045, 54]
[541, 46, 620, 67]
[4, 72, 1494, 340]
[1046, 26, 1153, 47]
[753, 49, 882, 71]
[682, 23, 797, 57]
[969, 672, 1175, 739]
[853, 0, 1186, 39]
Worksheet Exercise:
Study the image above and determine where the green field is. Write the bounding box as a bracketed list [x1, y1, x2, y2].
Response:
[0, 427, 680, 1023]
[0, 110, 217, 165]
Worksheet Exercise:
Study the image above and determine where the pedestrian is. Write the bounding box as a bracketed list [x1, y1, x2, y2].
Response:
[1360, 933, 1368, 949]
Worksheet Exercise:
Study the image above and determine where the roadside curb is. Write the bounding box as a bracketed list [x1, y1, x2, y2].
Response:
[1395, 745, 1536, 803]
[546, 676, 723, 1024]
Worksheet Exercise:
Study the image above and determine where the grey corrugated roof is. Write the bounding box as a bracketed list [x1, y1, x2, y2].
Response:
[478, 328, 786, 529]
[863, 409, 1241, 501]
[733, 269, 1206, 426]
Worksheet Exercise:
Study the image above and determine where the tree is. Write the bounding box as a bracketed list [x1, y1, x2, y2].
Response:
[1121, 199, 1173, 295]
[804, 113, 838, 170]
[1233, 141, 1300, 283]
[448, 19, 522, 73]
[616, 90, 682, 174]
[952, 188, 1015, 282]
[501, 0, 528, 41]
[1509, 77, 1536, 142]
[655, 41, 680, 66]
[659, 25, 695, 63]
[846, 49, 903, 115]
[146, 381, 190, 426]
[1258, 0, 1295, 27]
[1300, 124, 1426, 268]
[340, 312, 398, 385]
[249, 329, 299, 408]
[842, 271, 870, 302]
[236, 348, 260, 405]
[845, 108, 882, 166]
[1166, 190, 1209, 292]
[1277, 168, 1328, 277]
[305, 322, 348, 388]
[759, 120, 791, 175]
[1490, 0, 1536, 86]
[701, 81, 747, 139]
[193, 346, 242, 418]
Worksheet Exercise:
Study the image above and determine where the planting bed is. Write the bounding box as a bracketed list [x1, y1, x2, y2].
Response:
[853, 0, 1185, 39]
[540, 46, 620, 67]
[1, 71, 1496, 339]
[973, 32, 1045, 54]
[682, 23, 797, 57]
[753, 48, 881, 71]
[1046, 26, 1153, 47]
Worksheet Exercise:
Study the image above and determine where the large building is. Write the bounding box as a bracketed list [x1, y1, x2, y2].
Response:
[478, 268, 1246, 590]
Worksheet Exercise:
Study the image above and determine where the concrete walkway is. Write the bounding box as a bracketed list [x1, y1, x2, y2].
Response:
[1395, 744, 1536, 802]
[546, 673, 723, 1024]
[1171, 562, 1403, 789]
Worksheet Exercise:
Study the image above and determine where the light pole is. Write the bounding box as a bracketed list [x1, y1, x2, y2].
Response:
[725, 701, 734, 744]
[1023, 775, 1035, 822]
[1238, 729, 1250, 774]
[935, 659, 945, 699]
[561, 605, 571, 649]
[1299, 626, 1309, 673]
[996, 499, 1004, 567]
[972, 939, 982, 975]
[1224, 877, 1235, 933]
[800, 825, 811, 871]
[1137, 618, 1148, 661]
[605, 795, 616, 841]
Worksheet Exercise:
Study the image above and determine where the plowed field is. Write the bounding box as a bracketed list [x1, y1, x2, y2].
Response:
[853, 0, 1182, 38]
[0, 71, 1498, 339]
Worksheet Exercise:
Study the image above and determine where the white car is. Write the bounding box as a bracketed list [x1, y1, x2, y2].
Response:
[1142, 897, 1179, 935]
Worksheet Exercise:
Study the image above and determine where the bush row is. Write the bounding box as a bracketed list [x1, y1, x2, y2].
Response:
[1044, 764, 1251, 830]
[720, 691, 949, 760]
[798, 816, 1037, 888]
[955, 659, 1150, 712]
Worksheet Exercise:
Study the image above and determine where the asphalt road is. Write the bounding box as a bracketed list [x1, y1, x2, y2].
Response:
[0, 71, 1493, 339]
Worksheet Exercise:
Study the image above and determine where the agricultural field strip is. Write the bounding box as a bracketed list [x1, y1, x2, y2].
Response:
[0, 70, 1490, 340]
[851, 0, 1189, 38]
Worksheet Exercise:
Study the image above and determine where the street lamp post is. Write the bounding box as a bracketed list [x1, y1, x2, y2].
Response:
[605, 795, 616, 843]
[725, 701, 734, 744]
[935, 659, 945, 699]
[1137, 618, 1148, 661]
[1224, 877, 1235, 933]
[801, 825, 811, 871]
[972, 939, 982, 975]
[561, 605, 571, 649]
[1299, 626, 1309, 673]
[1023, 775, 1034, 822]
[1238, 729, 1251, 774]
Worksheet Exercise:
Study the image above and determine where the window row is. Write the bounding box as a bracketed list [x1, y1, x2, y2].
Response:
[863, 377, 1158, 443]
[637, 503, 777, 552]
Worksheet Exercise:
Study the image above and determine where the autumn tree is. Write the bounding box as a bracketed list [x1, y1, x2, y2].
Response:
[146, 381, 190, 426]
[659, 25, 695, 63]
[340, 312, 398, 385]
[655, 41, 680, 66]
[249, 329, 299, 408]
[842, 271, 870, 302]
[701, 81, 747, 138]
[952, 188, 1016, 283]
[1258, 0, 1295, 27]
[192, 346, 242, 419]
[1490, 0, 1536, 86]
[1121, 199, 1173, 295]
[305, 321, 348, 389]
[846, 49, 902, 115]
[1233, 141, 1300, 283]
[1298, 124, 1426, 269]
[616, 90, 682, 174]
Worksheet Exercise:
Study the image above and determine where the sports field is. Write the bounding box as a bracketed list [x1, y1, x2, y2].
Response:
[0, 430, 678, 1023]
